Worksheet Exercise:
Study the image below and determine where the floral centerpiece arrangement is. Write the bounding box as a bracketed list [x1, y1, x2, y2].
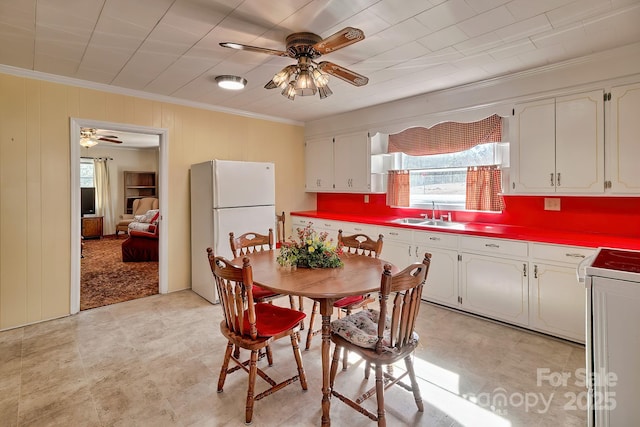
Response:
[277, 222, 343, 268]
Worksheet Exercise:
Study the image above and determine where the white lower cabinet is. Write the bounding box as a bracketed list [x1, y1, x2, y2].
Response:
[378, 227, 413, 270]
[413, 230, 460, 308]
[460, 236, 529, 327]
[460, 252, 529, 326]
[294, 217, 590, 341]
[529, 243, 593, 343]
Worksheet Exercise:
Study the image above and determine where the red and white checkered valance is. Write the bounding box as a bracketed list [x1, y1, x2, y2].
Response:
[388, 114, 502, 156]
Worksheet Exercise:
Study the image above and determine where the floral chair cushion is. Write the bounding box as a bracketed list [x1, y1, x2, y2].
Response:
[330, 309, 419, 350]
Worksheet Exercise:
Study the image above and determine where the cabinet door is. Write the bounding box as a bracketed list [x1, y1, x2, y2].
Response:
[608, 82, 640, 193]
[420, 248, 459, 308]
[305, 137, 334, 192]
[378, 227, 413, 270]
[333, 132, 370, 192]
[460, 253, 528, 326]
[513, 98, 556, 193]
[555, 90, 604, 193]
[530, 263, 585, 343]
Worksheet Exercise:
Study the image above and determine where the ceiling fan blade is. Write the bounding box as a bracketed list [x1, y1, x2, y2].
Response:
[313, 27, 365, 55]
[317, 61, 369, 87]
[219, 42, 290, 57]
[97, 137, 123, 144]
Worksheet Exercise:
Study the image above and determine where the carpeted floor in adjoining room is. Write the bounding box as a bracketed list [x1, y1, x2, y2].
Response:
[81, 235, 158, 310]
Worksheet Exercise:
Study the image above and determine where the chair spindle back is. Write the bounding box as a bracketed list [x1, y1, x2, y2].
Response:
[338, 230, 383, 258]
[376, 253, 431, 353]
[229, 229, 274, 257]
[207, 249, 257, 339]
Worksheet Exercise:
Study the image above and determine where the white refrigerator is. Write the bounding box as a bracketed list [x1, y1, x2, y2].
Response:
[190, 160, 276, 303]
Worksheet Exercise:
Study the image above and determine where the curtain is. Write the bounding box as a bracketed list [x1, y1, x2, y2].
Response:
[465, 166, 504, 211]
[94, 159, 115, 234]
[387, 170, 410, 207]
[388, 114, 502, 156]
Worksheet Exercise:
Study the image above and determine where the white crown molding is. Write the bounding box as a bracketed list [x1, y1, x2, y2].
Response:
[0, 65, 303, 127]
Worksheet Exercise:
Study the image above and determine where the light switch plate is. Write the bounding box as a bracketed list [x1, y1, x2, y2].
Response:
[364, 195, 369, 203]
[544, 198, 561, 211]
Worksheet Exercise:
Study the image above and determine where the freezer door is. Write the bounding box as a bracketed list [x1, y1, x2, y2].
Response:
[214, 205, 276, 260]
[213, 160, 275, 208]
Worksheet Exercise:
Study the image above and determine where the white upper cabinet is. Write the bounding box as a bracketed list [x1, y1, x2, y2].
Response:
[606, 82, 640, 193]
[333, 132, 371, 192]
[304, 131, 372, 193]
[511, 89, 604, 194]
[304, 137, 334, 192]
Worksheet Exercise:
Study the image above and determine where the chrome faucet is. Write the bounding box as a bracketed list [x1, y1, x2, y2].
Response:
[432, 201, 436, 221]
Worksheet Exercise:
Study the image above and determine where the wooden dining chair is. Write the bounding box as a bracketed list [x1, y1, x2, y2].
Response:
[329, 253, 432, 427]
[207, 249, 308, 425]
[276, 211, 306, 330]
[229, 229, 282, 303]
[305, 230, 384, 360]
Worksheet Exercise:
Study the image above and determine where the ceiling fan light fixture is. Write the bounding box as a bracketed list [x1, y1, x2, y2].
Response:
[318, 85, 333, 99]
[281, 82, 297, 100]
[80, 137, 98, 148]
[312, 68, 329, 87]
[215, 75, 247, 90]
[272, 65, 296, 88]
[294, 69, 317, 96]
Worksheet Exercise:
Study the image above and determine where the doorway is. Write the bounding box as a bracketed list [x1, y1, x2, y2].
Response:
[70, 118, 168, 314]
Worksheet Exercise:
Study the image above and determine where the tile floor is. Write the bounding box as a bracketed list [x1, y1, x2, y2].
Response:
[0, 291, 587, 426]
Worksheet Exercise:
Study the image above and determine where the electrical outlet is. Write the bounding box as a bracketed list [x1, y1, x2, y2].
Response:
[544, 198, 561, 211]
[364, 195, 369, 203]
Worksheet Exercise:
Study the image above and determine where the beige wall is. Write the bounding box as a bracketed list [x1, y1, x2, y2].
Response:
[0, 73, 314, 330]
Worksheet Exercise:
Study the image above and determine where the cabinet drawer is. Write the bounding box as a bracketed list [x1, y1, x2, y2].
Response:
[379, 226, 413, 242]
[531, 243, 594, 266]
[291, 216, 311, 230]
[413, 230, 458, 249]
[338, 222, 379, 238]
[461, 236, 528, 258]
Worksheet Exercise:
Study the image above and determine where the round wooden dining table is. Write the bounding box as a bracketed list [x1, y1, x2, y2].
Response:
[232, 249, 397, 427]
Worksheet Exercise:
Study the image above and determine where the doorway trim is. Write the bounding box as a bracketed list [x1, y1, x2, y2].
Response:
[70, 118, 169, 314]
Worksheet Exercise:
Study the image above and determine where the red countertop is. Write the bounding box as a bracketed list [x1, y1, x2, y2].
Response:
[290, 210, 640, 251]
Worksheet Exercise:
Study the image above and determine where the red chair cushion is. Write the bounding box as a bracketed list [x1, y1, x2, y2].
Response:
[252, 285, 278, 300]
[333, 295, 365, 308]
[243, 303, 306, 337]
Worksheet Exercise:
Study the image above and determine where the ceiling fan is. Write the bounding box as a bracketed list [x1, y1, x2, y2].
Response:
[79, 128, 123, 148]
[219, 27, 368, 100]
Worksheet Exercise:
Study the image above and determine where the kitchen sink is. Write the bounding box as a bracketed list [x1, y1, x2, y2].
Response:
[392, 217, 428, 225]
[420, 220, 463, 228]
[391, 217, 466, 229]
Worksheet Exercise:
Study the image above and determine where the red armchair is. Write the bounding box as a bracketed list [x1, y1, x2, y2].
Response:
[122, 225, 158, 262]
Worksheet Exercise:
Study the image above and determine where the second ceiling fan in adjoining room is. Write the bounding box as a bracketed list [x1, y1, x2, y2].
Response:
[219, 27, 369, 100]
[79, 128, 124, 148]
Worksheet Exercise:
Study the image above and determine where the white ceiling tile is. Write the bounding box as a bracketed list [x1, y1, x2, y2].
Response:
[462, 0, 511, 14]
[0, 0, 36, 30]
[479, 55, 525, 75]
[418, 25, 469, 51]
[453, 31, 503, 55]
[457, 5, 516, 38]
[505, 0, 576, 20]
[530, 23, 586, 48]
[495, 14, 552, 43]
[545, 0, 613, 28]
[375, 18, 433, 48]
[368, 0, 439, 24]
[415, 0, 476, 32]
[488, 39, 537, 60]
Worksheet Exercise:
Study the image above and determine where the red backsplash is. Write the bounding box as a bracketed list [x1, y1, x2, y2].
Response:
[316, 193, 640, 238]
